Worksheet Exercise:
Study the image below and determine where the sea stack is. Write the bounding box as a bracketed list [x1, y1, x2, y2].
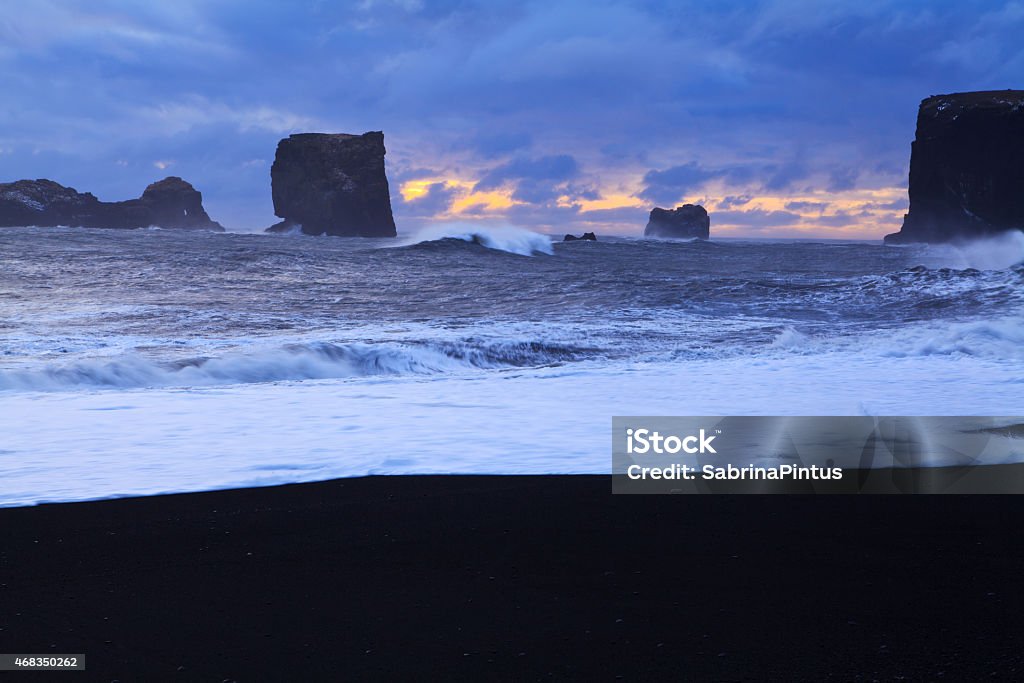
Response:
[644, 204, 710, 239]
[0, 176, 223, 230]
[266, 131, 397, 237]
[884, 90, 1024, 244]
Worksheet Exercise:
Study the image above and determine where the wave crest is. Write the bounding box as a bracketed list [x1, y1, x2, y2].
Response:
[878, 316, 1024, 359]
[398, 223, 553, 256]
[920, 230, 1024, 270]
[0, 339, 591, 392]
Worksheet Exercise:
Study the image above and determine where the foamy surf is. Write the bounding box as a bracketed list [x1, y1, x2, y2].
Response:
[4, 227, 1024, 505]
[0, 339, 589, 392]
[1, 346, 1021, 507]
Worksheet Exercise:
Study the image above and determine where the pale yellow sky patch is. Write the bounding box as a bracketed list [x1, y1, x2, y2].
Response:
[577, 193, 645, 212]
[398, 178, 471, 202]
[399, 177, 518, 214]
[450, 190, 516, 213]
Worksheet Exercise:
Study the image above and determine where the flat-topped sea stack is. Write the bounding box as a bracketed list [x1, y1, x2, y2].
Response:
[266, 131, 397, 237]
[885, 90, 1024, 244]
[644, 204, 710, 239]
[0, 176, 223, 230]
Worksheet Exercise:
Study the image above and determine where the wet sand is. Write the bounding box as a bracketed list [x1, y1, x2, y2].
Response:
[2, 475, 1022, 680]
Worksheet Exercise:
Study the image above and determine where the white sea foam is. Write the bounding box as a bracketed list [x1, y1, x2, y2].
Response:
[760, 316, 1024, 361]
[2, 316, 1023, 507]
[770, 326, 809, 349]
[397, 223, 554, 256]
[874, 316, 1024, 359]
[1, 345, 1021, 506]
[5, 314, 1024, 392]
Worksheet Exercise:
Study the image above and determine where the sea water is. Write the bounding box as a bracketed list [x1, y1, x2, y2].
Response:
[2, 224, 1023, 505]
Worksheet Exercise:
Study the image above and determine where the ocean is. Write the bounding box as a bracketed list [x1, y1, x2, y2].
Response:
[2, 224, 1023, 506]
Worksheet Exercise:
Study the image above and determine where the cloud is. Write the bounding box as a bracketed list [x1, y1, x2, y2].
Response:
[827, 167, 860, 192]
[563, 183, 601, 202]
[872, 198, 909, 211]
[0, 1, 1016, 235]
[718, 195, 754, 209]
[133, 98, 319, 137]
[397, 180, 462, 216]
[813, 210, 873, 227]
[640, 162, 769, 205]
[473, 154, 579, 203]
[639, 163, 719, 205]
[714, 209, 803, 230]
[785, 200, 829, 212]
[475, 155, 579, 189]
[457, 132, 533, 159]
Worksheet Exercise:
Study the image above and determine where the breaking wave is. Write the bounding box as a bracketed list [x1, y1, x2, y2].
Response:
[770, 326, 810, 349]
[0, 339, 592, 392]
[398, 223, 554, 256]
[921, 230, 1024, 270]
[770, 315, 1024, 360]
[875, 315, 1024, 359]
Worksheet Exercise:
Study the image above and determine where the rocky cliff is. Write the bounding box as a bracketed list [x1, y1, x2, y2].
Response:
[644, 204, 710, 239]
[0, 176, 223, 230]
[885, 90, 1024, 244]
[266, 132, 397, 237]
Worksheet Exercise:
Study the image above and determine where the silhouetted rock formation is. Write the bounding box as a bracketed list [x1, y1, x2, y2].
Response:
[885, 90, 1024, 244]
[266, 131, 397, 237]
[563, 232, 597, 241]
[0, 177, 223, 230]
[644, 204, 710, 239]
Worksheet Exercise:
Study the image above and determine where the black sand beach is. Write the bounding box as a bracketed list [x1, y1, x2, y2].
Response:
[2, 475, 1022, 680]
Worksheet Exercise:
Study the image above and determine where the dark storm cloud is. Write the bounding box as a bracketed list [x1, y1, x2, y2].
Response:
[638, 163, 770, 205]
[475, 155, 579, 190]
[0, 1, 1021, 233]
[474, 154, 580, 203]
[639, 163, 722, 205]
[826, 167, 861, 192]
[640, 162, 781, 205]
[763, 158, 811, 192]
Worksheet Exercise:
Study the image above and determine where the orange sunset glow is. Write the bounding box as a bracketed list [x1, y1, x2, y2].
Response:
[400, 175, 907, 239]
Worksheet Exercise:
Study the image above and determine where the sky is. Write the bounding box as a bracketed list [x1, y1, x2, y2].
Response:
[0, 1, 1022, 238]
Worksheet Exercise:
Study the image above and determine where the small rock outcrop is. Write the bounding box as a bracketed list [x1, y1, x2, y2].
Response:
[563, 232, 597, 241]
[885, 90, 1024, 244]
[266, 131, 397, 237]
[644, 204, 710, 239]
[0, 176, 223, 230]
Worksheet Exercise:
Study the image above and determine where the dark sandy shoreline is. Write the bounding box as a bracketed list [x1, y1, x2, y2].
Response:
[2, 474, 1022, 680]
